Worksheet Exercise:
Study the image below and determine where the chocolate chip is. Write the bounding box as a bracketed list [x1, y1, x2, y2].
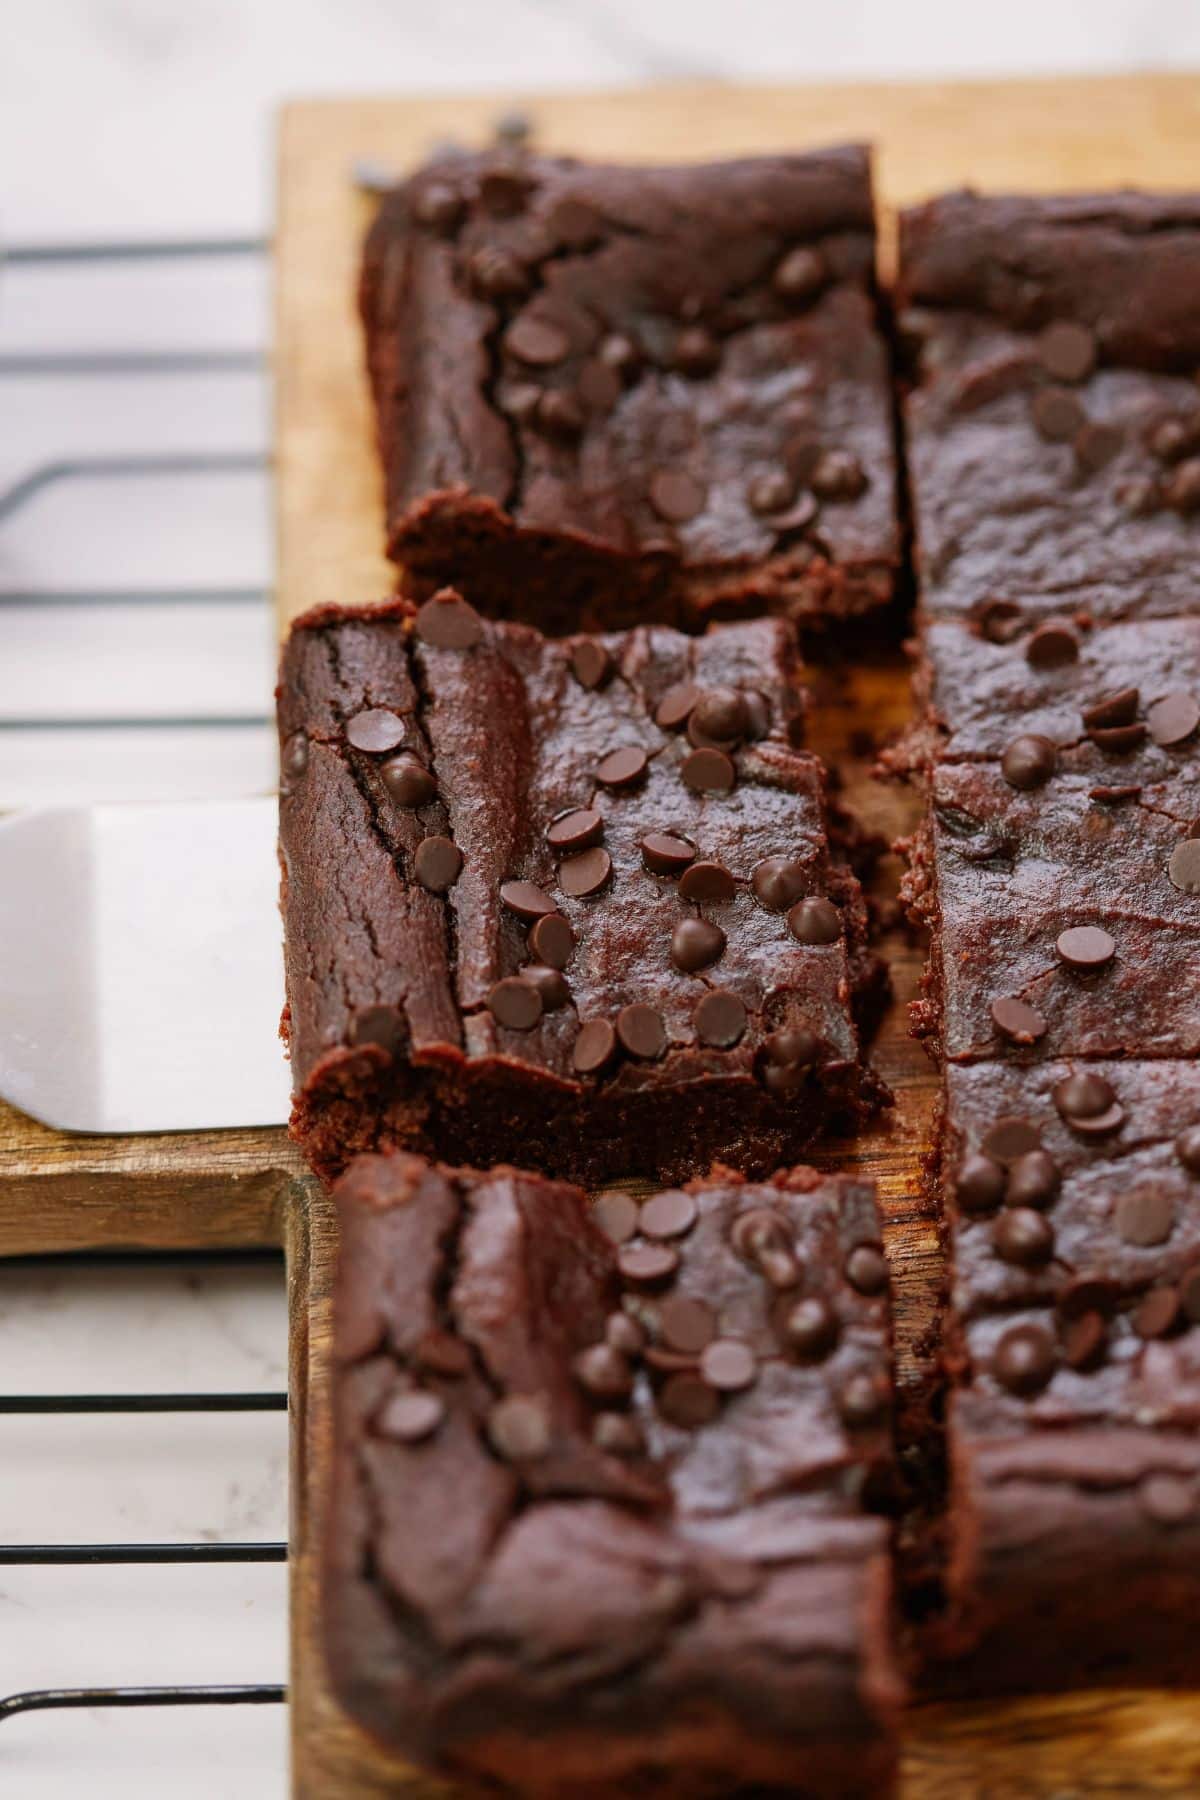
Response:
[559, 846, 612, 898]
[658, 1371, 720, 1428]
[377, 1389, 446, 1443]
[506, 316, 570, 367]
[1115, 1189, 1175, 1248]
[412, 181, 464, 232]
[731, 1207, 788, 1263]
[1148, 413, 1196, 462]
[658, 1294, 714, 1352]
[599, 332, 640, 380]
[1056, 925, 1116, 970]
[957, 1152, 1006, 1213]
[641, 831, 697, 876]
[1118, 473, 1162, 514]
[1090, 783, 1143, 803]
[546, 807, 603, 852]
[781, 1296, 839, 1360]
[1074, 420, 1122, 471]
[346, 708, 406, 753]
[1166, 459, 1200, 513]
[787, 897, 842, 945]
[649, 469, 706, 523]
[523, 964, 569, 1010]
[671, 917, 725, 973]
[573, 1343, 634, 1401]
[978, 599, 1025, 644]
[1182, 1265, 1200, 1321]
[595, 746, 648, 788]
[640, 1189, 698, 1241]
[570, 641, 613, 690]
[619, 1242, 680, 1285]
[1083, 689, 1138, 732]
[1062, 1311, 1107, 1371]
[688, 688, 750, 749]
[479, 160, 530, 216]
[678, 860, 736, 903]
[536, 388, 585, 439]
[592, 1191, 640, 1244]
[991, 996, 1048, 1045]
[415, 1329, 471, 1378]
[981, 1117, 1041, 1163]
[1134, 1285, 1182, 1339]
[415, 589, 483, 650]
[1030, 385, 1086, 442]
[593, 1412, 645, 1456]
[655, 682, 700, 729]
[1058, 1275, 1118, 1321]
[1090, 722, 1146, 753]
[606, 1311, 646, 1355]
[759, 1027, 819, 1094]
[500, 879, 555, 921]
[846, 1245, 888, 1296]
[282, 731, 309, 778]
[994, 1208, 1054, 1266]
[348, 1005, 406, 1056]
[773, 245, 827, 303]
[382, 752, 437, 806]
[1148, 692, 1200, 747]
[487, 976, 542, 1031]
[810, 450, 867, 501]
[694, 989, 747, 1048]
[488, 1394, 551, 1461]
[414, 835, 462, 892]
[1026, 619, 1080, 669]
[673, 325, 720, 376]
[1177, 1125, 1200, 1174]
[467, 245, 529, 299]
[577, 357, 621, 413]
[838, 1372, 887, 1428]
[528, 916, 574, 977]
[748, 470, 797, 515]
[1036, 320, 1096, 383]
[1006, 1151, 1061, 1210]
[993, 1323, 1056, 1395]
[573, 1018, 618, 1075]
[1053, 1070, 1116, 1123]
[616, 1003, 667, 1061]
[700, 1339, 757, 1393]
[681, 747, 736, 795]
[751, 857, 808, 912]
[1168, 839, 1200, 893]
[1139, 1473, 1195, 1525]
[1001, 734, 1057, 790]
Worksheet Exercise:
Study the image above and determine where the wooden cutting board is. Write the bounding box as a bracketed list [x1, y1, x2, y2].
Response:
[276, 72, 1200, 1799]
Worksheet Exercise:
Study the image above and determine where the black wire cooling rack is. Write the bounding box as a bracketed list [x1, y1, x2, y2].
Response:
[0, 233, 287, 1736]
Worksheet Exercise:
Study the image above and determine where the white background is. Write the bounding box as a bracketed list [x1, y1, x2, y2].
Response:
[0, 4, 1197, 1794]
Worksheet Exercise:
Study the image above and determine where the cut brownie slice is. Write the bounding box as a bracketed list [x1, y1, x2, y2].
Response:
[279, 593, 886, 1186]
[360, 146, 900, 632]
[325, 1152, 902, 1797]
[934, 1060, 1200, 1691]
[899, 189, 1200, 628]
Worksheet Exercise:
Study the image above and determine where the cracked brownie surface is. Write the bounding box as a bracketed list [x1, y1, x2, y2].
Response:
[278, 593, 886, 1185]
[360, 146, 899, 632]
[325, 1151, 901, 1797]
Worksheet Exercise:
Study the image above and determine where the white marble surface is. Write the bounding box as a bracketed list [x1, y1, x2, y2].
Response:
[0, 4, 1197, 1794]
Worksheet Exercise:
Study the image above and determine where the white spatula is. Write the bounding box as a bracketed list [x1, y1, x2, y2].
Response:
[0, 798, 289, 1134]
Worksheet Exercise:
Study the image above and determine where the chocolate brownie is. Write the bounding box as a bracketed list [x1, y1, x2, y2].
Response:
[360, 146, 900, 633]
[899, 190, 1200, 628]
[325, 1151, 902, 1796]
[278, 593, 886, 1186]
[933, 1059, 1200, 1691]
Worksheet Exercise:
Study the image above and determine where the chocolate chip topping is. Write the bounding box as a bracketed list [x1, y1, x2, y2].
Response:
[1062, 1311, 1107, 1372]
[1114, 1189, 1175, 1247]
[592, 1412, 645, 1457]
[1177, 1125, 1200, 1174]
[640, 832, 697, 876]
[1074, 420, 1122, 472]
[536, 389, 586, 440]
[1167, 459, 1200, 513]
[957, 1152, 1007, 1213]
[810, 449, 867, 502]
[658, 1372, 720, 1428]
[500, 879, 555, 921]
[673, 325, 720, 377]
[616, 1003, 667, 1061]
[678, 860, 736, 903]
[1082, 687, 1139, 731]
[488, 1394, 551, 1462]
[759, 1027, 819, 1094]
[658, 1293, 715, 1353]
[412, 180, 464, 233]
[978, 599, 1024, 643]
[592, 1191, 640, 1244]
[382, 752, 437, 806]
[751, 857, 808, 912]
[559, 847, 612, 898]
[671, 917, 725, 973]
[1056, 925, 1116, 970]
[636, 1189, 695, 1242]
[688, 688, 749, 747]
[655, 681, 700, 730]
[748, 469, 798, 515]
[649, 469, 706, 524]
[546, 807, 603, 852]
[348, 1005, 406, 1056]
[487, 976, 543, 1031]
[595, 746, 648, 788]
[981, 1117, 1042, 1163]
[1147, 691, 1200, 746]
[773, 245, 827, 303]
[1030, 385, 1086, 442]
[570, 641, 612, 690]
[681, 747, 736, 795]
[1001, 734, 1057, 790]
[1168, 839, 1200, 893]
[1182, 1266, 1200, 1321]
[693, 989, 747, 1048]
[993, 1323, 1057, 1395]
[1036, 320, 1096, 383]
[1006, 1150, 1061, 1210]
[994, 1208, 1055, 1267]
[780, 1296, 839, 1360]
[838, 1372, 887, 1428]
[346, 708, 407, 753]
[573, 1018, 618, 1076]
[506, 316, 570, 367]
[991, 996, 1048, 1045]
[1052, 1070, 1116, 1123]
[700, 1339, 757, 1393]
[845, 1245, 888, 1296]
[618, 1241, 680, 1285]
[573, 1344, 634, 1401]
[1134, 1285, 1182, 1339]
[599, 332, 640, 380]
[523, 964, 569, 1010]
[787, 897, 842, 945]
[415, 589, 483, 650]
[1026, 619, 1081, 669]
[414, 835, 462, 892]
[528, 911, 574, 969]
[378, 1389, 446, 1443]
[468, 245, 529, 300]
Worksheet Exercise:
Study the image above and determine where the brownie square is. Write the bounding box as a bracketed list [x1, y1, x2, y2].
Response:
[325, 1152, 902, 1796]
[360, 146, 900, 633]
[899, 190, 1200, 629]
[279, 593, 885, 1186]
[934, 1060, 1200, 1691]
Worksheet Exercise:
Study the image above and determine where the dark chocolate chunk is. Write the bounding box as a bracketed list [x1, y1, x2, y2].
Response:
[658, 1293, 715, 1352]
[1062, 1311, 1107, 1372]
[507, 316, 570, 367]
[573, 1344, 634, 1401]
[772, 245, 827, 303]
[655, 681, 700, 729]
[658, 1371, 720, 1427]
[640, 1189, 698, 1241]
[1052, 1070, 1117, 1124]
[537, 389, 585, 439]
[524, 964, 570, 1010]
[673, 325, 720, 377]
[689, 688, 749, 747]
[838, 1372, 887, 1427]
[592, 1412, 646, 1457]
[282, 731, 309, 778]
[348, 1006, 406, 1056]
[1134, 1285, 1182, 1339]
[981, 1117, 1041, 1163]
[1168, 839, 1200, 893]
[846, 1245, 888, 1296]
[810, 449, 867, 501]
[1177, 1125, 1200, 1174]
[1114, 1189, 1175, 1247]
[1030, 385, 1086, 442]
